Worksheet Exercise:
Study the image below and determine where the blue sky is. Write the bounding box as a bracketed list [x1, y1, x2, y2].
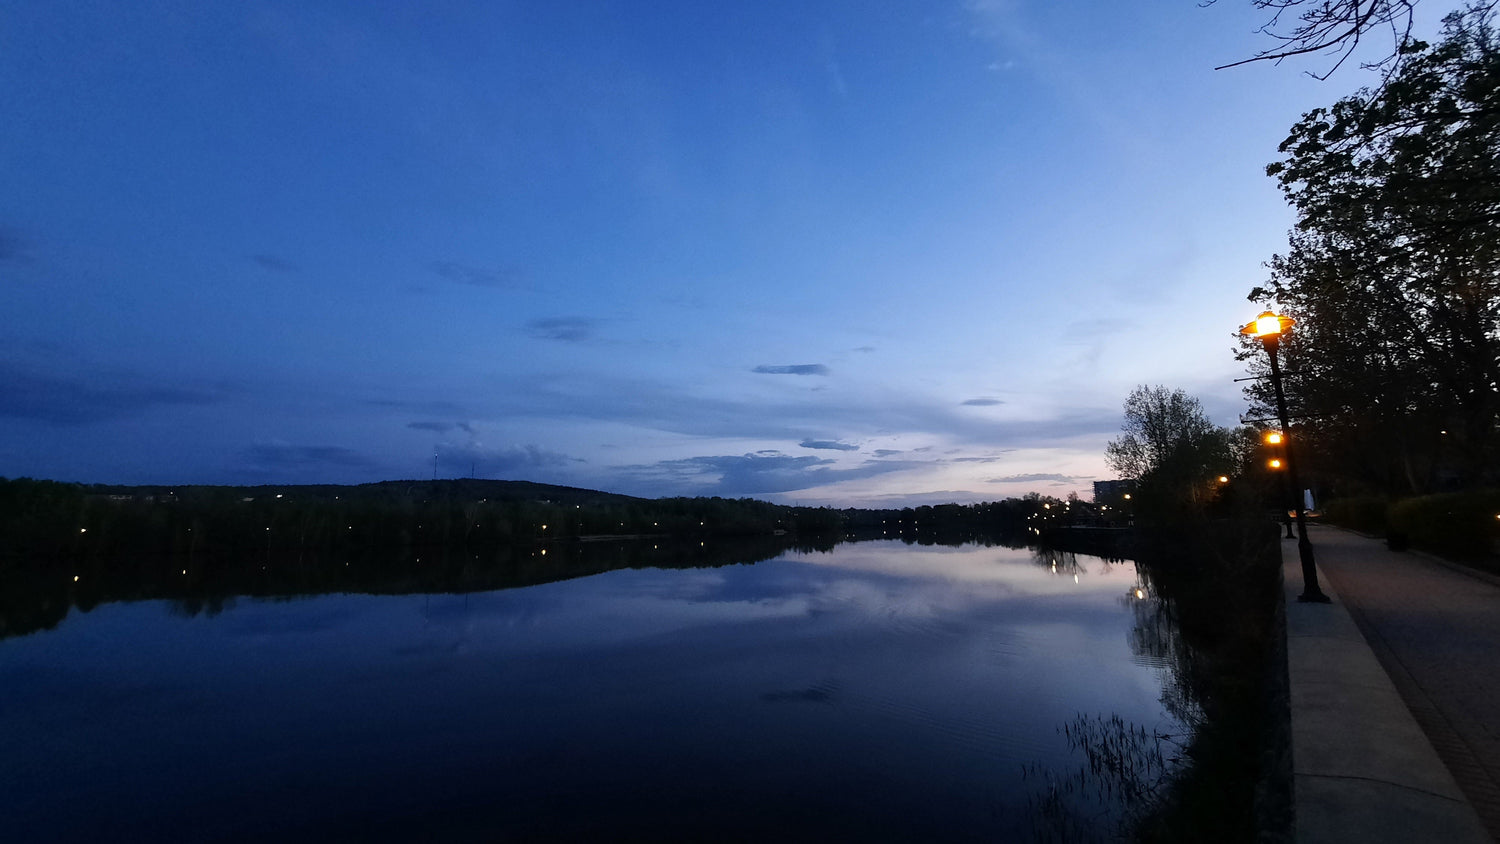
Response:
[0, 1, 1452, 505]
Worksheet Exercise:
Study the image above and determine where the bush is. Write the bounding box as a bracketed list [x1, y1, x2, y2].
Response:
[1386, 490, 1500, 561]
[1320, 496, 1388, 535]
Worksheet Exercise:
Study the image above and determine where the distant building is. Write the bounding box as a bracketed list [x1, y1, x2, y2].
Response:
[1092, 479, 1136, 502]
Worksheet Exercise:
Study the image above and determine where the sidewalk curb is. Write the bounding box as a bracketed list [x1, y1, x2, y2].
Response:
[1282, 536, 1491, 843]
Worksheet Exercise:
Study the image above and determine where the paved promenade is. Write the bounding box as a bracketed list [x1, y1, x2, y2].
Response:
[1286, 525, 1497, 842]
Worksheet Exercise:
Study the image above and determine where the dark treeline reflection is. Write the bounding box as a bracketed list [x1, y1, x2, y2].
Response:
[0, 526, 1043, 642]
[1025, 521, 1285, 843]
[0, 534, 818, 641]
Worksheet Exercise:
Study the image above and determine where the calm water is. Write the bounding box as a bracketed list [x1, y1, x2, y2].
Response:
[1, 541, 1179, 841]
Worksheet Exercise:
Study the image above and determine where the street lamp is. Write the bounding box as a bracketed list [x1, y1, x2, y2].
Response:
[1266, 431, 1295, 539]
[1241, 309, 1330, 603]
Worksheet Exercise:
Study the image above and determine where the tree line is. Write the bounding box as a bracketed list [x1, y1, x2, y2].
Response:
[0, 476, 1084, 562]
[1242, 4, 1500, 503]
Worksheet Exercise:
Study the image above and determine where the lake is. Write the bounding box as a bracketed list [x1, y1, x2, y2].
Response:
[0, 540, 1182, 841]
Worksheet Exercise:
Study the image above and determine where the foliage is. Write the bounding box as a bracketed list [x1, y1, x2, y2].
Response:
[1245, 5, 1500, 496]
[1386, 488, 1500, 559]
[1319, 494, 1391, 533]
[1211, 0, 1500, 79]
[1105, 386, 1235, 520]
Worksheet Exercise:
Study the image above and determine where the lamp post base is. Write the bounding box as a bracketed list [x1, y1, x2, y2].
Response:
[1297, 538, 1330, 603]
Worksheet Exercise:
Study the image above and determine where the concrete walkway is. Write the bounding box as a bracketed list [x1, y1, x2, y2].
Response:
[1309, 525, 1500, 839]
[1284, 526, 1494, 843]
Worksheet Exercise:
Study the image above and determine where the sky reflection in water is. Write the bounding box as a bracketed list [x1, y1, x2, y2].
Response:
[1, 541, 1174, 841]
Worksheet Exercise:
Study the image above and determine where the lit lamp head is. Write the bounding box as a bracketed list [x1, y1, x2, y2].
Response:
[1265, 432, 1283, 445]
[1241, 309, 1295, 352]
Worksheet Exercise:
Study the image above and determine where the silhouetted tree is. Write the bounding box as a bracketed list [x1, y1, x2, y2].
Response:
[1209, 0, 1496, 78]
[1105, 386, 1234, 519]
[1244, 5, 1500, 494]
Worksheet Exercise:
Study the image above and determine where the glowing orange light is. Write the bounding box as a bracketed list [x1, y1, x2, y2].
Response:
[1269, 458, 1283, 469]
[1241, 309, 1296, 338]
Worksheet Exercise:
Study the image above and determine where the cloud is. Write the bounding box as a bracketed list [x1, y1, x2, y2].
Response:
[800, 439, 859, 452]
[368, 398, 471, 416]
[249, 254, 297, 273]
[429, 260, 519, 288]
[437, 442, 579, 477]
[242, 443, 378, 470]
[612, 451, 920, 497]
[527, 317, 595, 342]
[408, 420, 475, 435]
[468, 371, 1120, 453]
[752, 364, 830, 376]
[0, 363, 223, 425]
[872, 449, 904, 458]
[987, 473, 1085, 484]
[826, 56, 848, 98]
[952, 455, 1008, 464]
[962, 397, 1004, 406]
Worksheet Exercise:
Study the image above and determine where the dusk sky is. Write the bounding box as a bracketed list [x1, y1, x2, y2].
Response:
[0, 1, 1454, 506]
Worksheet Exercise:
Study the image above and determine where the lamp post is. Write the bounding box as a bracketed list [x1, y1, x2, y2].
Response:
[1266, 432, 1296, 539]
[1241, 310, 1330, 603]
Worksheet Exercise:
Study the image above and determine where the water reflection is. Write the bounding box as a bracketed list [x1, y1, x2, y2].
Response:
[0, 538, 1183, 842]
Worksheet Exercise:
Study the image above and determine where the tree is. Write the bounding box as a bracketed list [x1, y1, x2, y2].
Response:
[1106, 386, 1234, 516]
[1245, 5, 1500, 494]
[1210, 0, 1497, 78]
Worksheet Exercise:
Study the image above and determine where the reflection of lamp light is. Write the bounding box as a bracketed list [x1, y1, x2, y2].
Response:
[1269, 458, 1283, 469]
[1241, 309, 1329, 603]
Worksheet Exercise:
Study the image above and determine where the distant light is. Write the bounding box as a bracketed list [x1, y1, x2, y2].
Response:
[1123, 494, 1131, 500]
[181, 569, 187, 575]
[1074, 574, 1079, 584]
[73, 575, 79, 582]
[79, 528, 87, 533]
[541, 549, 547, 556]
[1270, 458, 1283, 469]
[1219, 476, 1229, 483]
[542, 524, 548, 530]
[1134, 588, 1145, 599]
[276, 494, 282, 499]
